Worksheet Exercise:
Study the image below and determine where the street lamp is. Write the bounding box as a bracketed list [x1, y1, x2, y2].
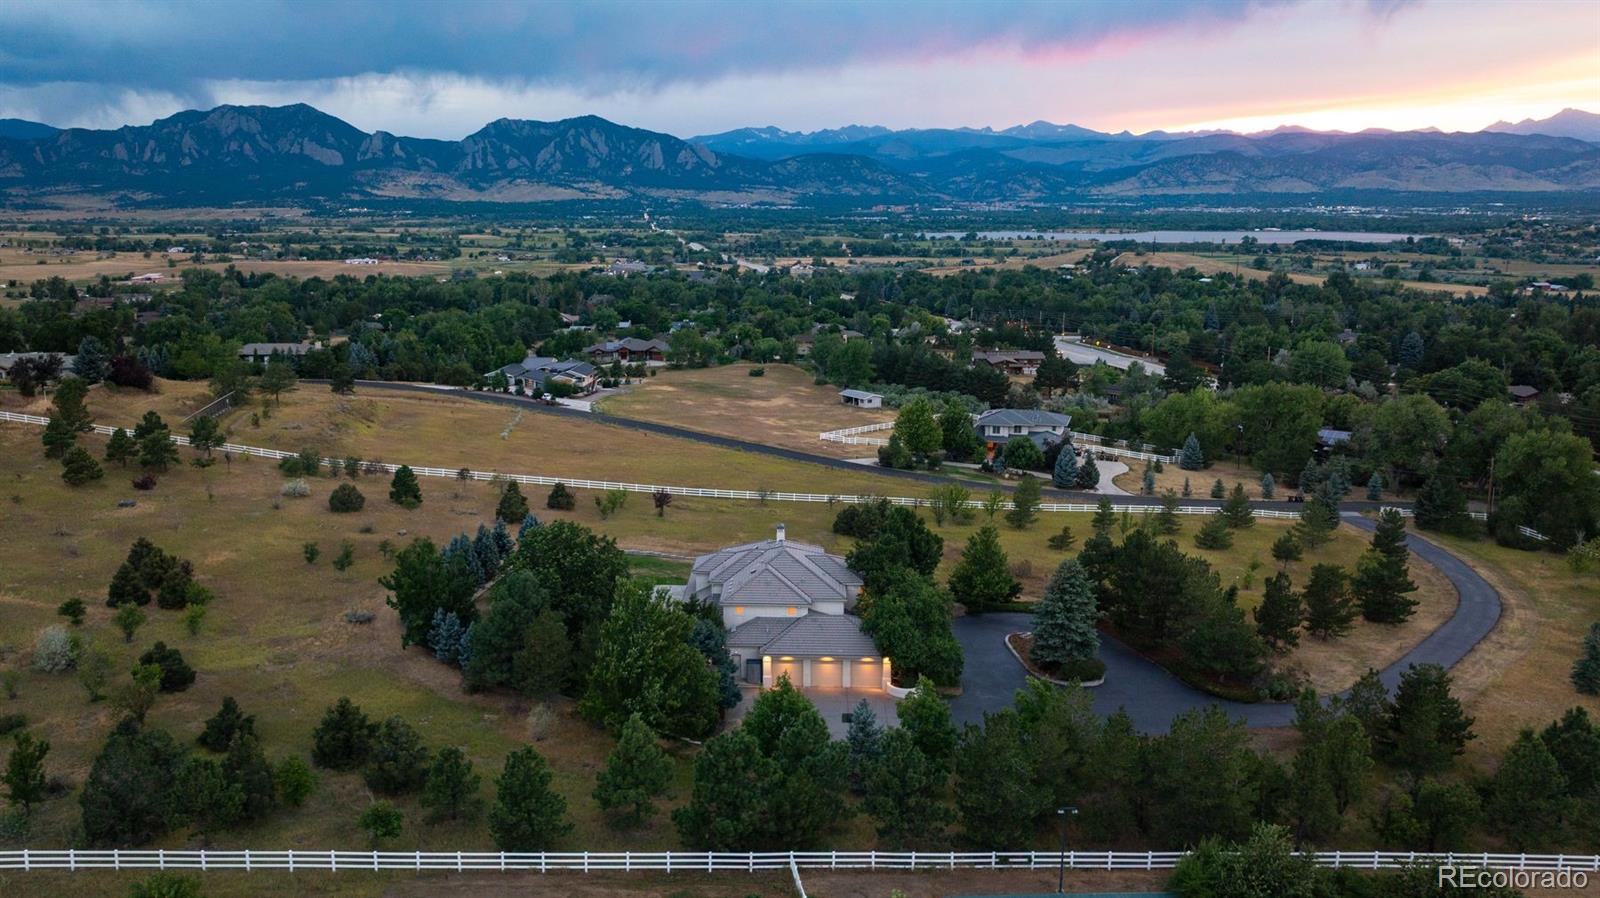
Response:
[1056, 805, 1079, 893]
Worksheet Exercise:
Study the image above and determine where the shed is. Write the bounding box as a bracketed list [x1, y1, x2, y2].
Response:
[840, 389, 883, 409]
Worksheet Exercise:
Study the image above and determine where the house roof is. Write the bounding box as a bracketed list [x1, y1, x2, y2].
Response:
[760, 614, 878, 658]
[839, 389, 881, 401]
[689, 533, 861, 609]
[584, 337, 670, 355]
[973, 349, 1045, 365]
[238, 342, 313, 356]
[496, 357, 595, 382]
[725, 617, 796, 650]
[975, 409, 1072, 429]
[1318, 428, 1353, 445]
[1508, 384, 1541, 399]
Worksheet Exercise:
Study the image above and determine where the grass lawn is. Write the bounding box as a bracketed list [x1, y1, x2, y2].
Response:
[1420, 532, 1600, 764]
[597, 362, 895, 459]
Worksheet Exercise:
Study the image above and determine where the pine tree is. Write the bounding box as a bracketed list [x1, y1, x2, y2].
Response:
[1075, 453, 1100, 490]
[388, 465, 423, 508]
[1486, 730, 1569, 850]
[496, 481, 530, 523]
[1031, 559, 1099, 668]
[104, 428, 136, 466]
[1179, 433, 1205, 470]
[223, 732, 278, 823]
[1294, 495, 1339, 549]
[1141, 464, 1156, 496]
[198, 697, 256, 752]
[1382, 664, 1474, 781]
[1271, 532, 1303, 568]
[1046, 523, 1078, 550]
[545, 482, 575, 510]
[863, 728, 952, 847]
[1254, 572, 1303, 651]
[137, 428, 178, 471]
[73, 336, 111, 383]
[518, 512, 541, 540]
[1413, 466, 1470, 534]
[311, 698, 377, 770]
[1194, 512, 1234, 550]
[1090, 497, 1116, 537]
[1572, 622, 1600, 696]
[1354, 509, 1417, 624]
[428, 610, 466, 664]
[42, 414, 78, 458]
[1221, 483, 1254, 528]
[421, 746, 484, 823]
[363, 716, 429, 796]
[1399, 331, 1425, 369]
[845, 700, 883, 794]
[1005, 474, 1041, 530]
[1051, 444, 1078, 488]
[61, 446, 104, 485]
[1260, 472, 1275, 499]
[2, 731, 49, 814]
[593, 713, 672, 827]
[947, 525, 1020, 612]
[1365, 472, 1384, 501]
[1155, 490, 1182, 535]
[1182, 476, 1192, 497]
[1209, 478, 1225, 499]
[1300, 458, 1322, 493]
[489, 746, 571, 849]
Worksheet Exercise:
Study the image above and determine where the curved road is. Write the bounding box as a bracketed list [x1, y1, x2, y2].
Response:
[949, 514, 1502, 733]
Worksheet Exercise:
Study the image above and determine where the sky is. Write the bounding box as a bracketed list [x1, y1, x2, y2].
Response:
[1, 0, 1596, 139]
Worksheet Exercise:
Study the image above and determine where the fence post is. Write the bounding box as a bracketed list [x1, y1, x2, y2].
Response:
[159, 849, 165, 870]
[331, 849, 337, 872]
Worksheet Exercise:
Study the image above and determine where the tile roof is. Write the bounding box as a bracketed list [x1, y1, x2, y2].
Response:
[688, 534, 861, 608]
[760, 614, 878, 658]
[975, 409, 1072, 428]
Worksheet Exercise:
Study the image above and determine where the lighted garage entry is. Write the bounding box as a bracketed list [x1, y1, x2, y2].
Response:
[771, 657, 801, 686]
[810, 658, 843, 689]
[851, 658, 882, 690]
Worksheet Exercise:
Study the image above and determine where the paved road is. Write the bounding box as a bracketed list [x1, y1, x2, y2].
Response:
[948, 516, 1502, 733]
[342, 380, 1407, 513]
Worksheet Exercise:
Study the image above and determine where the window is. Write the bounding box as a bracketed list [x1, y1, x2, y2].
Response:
[734, 606, 745, 615]
[786, 606, 797, 616]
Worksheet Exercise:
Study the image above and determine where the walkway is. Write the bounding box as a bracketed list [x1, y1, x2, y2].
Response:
[948, 516, 1502, 733]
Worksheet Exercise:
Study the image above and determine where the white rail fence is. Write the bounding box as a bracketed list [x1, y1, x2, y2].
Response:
[819, 420, 1178, 463]
[0, 848, 1595, 875]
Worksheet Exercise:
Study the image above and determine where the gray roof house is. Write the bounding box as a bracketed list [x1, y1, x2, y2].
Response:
[839, 389, 883, 409]
[673, 525, 886, 693]
[238, 342, 317, 363]
[488, 356, 598, 394]
[975, 409, 1072, 448]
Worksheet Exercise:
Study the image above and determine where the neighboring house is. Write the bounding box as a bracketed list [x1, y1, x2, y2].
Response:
[583, 337, 670, 365]
[669, 525, 885, 691]
[973, 349, 1046, 376]
[129, 273, 165, 283]
[1508, 384, 1541, 405]
[789, 263, 815, 279]
[0, 352, 72, 382]
[238, 342, 317, 364]
[343, 257, 380, 265]
[975, 409, 1072, 450]
[1317, 428, 1353, 448]
[839, 389, 883, 409]
[488, 356, 599, 394]
[604, 259, 651, 277]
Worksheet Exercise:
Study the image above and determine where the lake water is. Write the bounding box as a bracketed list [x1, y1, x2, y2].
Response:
[920, 229, 1420, 245]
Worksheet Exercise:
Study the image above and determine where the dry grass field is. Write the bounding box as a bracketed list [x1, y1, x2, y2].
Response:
[1112, 250, 1492, 297]
[0, 247, 452, 284]
[598, 363, 895, 458]
[1110, 457, 1267, 498]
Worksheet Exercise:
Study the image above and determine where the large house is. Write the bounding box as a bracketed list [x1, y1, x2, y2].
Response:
[975, 409, 1072, 450]
[583, 337, 670, 365]
[488, 356, 599, 394]
[238, 342, 317, 364]
[669, 525, 888, 692]
[973, 349, 1045, 376]
[0, 352, 73, 382]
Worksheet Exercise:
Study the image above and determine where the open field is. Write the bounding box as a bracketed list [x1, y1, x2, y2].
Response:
[1111, 457, 1266, 498]
[1111, 250, 1492, 297]
[598, 363, 895, 458]
[0, 247, 453, 285]
[1422, 533, 1600, 764]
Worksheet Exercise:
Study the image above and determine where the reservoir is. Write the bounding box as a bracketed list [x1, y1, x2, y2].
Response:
[921, 230, 1420, 244]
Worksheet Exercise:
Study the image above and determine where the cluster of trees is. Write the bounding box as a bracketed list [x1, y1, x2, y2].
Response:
[107, 538, 204, 611]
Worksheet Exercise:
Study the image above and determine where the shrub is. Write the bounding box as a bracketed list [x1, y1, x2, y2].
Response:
[129, 872, 203, 898]
[0, 714, 26, 737]
[131, 474, 157, 490]
[280, 478, 310, 498]
[328, 483, 366, 513]
[546, 482, 576, 510]
[275, 757, 318, 807]
[32, 626, 78, 673]
[137, 642, 195, 692]
[1057, 657, 1107, 682]
[748, 366, 765, 377]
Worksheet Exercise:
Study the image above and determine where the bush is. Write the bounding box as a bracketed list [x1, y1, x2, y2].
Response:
[546, 482, 576, 510]
[129, 872, 203, 898]
[138, 642, 196, 692]
[328, 482, 366, 513]
[1055, 657, 1107, 683]
[0, 714, 26, 737]
[131, 474, 157, 490]
[747, 366, 765, 377]
[275, 757, 318, 807]
[32, 625, 78, 673]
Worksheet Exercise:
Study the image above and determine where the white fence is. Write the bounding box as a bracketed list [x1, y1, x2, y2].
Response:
[818, 420, 1177, 463]
[0, 848, 1594, 875]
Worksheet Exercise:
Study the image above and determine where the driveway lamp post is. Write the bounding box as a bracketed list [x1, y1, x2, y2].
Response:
[1056, 805, 1079, 893]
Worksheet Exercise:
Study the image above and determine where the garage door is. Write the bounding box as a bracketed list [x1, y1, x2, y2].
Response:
[771, 659, 801, 687]
[810, 660, 843, 689]
[851, 659, 881, 690]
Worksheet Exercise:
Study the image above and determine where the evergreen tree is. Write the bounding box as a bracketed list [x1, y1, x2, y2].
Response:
[79, 721, 185, 846]
[198, 697, 256, 752]
[1051, 445, 1078, 488]
[311, 697, 377, 770]
[947, 525, 1020, 612]
[1399, 330, 1425, 369]
[593, 713, 672, 827]
[489, 747, 571, 849]
[1046, 523, 1077, 550]
[1181, 476, 1192, 497]
[388, 465, 423, 508]
[1302, 564, 1356, 639]
[1365, 472, 1384, 501]
[672, 729, 777, 849]
[1487, 729, 1570, 849]
[1381, 664, 1475, 782]
[1354, 509, 1417, 624]
[2, 731, 49, 814]
[258, 355, 297, 403]
[223, 732, 278, 823]
[73, 335, 111, 383]
[187, 415, 221, 458]
[688, 619, 741, 710]
[1194, 512, 1234, 549]
[1141, 464, 1156, 496]
[897, 679, 957, 779]
[845, 700, 883, 794]
[138, 642, 195, 692]
[545, 482, 575, 510]
[327, 482, 365, 512]
[1004, 474, 1041, 529]
[381, 537, 477, 648]
[1074, 453, 1100, 490]
[421, 746, 484, 823]
[1260, 472, 1275, 499]
[1030, 559, 1099, 669]
[329, 362, 355, 394]
[1271, 532, 1303, 567]
[1254, 572, 1303, 651]
[1413, 465, 1471, 534]
[1539, 708, 1600, 800]
[953, 711, 1049, 848]
[496, 482, 530, 523]
[61, 446, 104, 485]
[428, 610, 467, 665]
[1294, 494, 1339, 549]
[1573, 622, 1600, 696]
[364, 716, 429, 796]
[864, 728, 952, 847]
[170, 756, 243, 841]
[1090, 497, 1116, 537]
[137, 428, 178, 471]
[1155, 490, 1182, 535]
[1221, 483, 1254, 528]
[938, 400, 981, 462]
[104, 428, 136, 466]
[42, 413, 79, 458]
[1179, 433, 1205, 470]
[1209, 478, 1226, 499]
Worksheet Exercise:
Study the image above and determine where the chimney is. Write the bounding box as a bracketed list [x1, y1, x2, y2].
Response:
[775, 523, 786, 543]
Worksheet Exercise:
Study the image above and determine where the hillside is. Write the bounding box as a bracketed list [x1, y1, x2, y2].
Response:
[2, 103, 1598, 208]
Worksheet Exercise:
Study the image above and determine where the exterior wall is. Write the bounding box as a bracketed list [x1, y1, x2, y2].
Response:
[721, 603, 804, 630]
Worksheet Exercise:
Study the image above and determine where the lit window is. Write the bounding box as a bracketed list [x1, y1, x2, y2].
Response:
[734, 606, 745, 615]
[786, 606, 797, 616]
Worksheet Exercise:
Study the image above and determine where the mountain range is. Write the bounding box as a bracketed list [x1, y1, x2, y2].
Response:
[0, 104, 1596, 208]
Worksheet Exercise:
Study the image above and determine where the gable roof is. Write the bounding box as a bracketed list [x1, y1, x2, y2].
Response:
[689, 533, 861, 608]
[839, 389, 881, 401]
[759, 613, 878, 657]
[975, 409, 1072, 429]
